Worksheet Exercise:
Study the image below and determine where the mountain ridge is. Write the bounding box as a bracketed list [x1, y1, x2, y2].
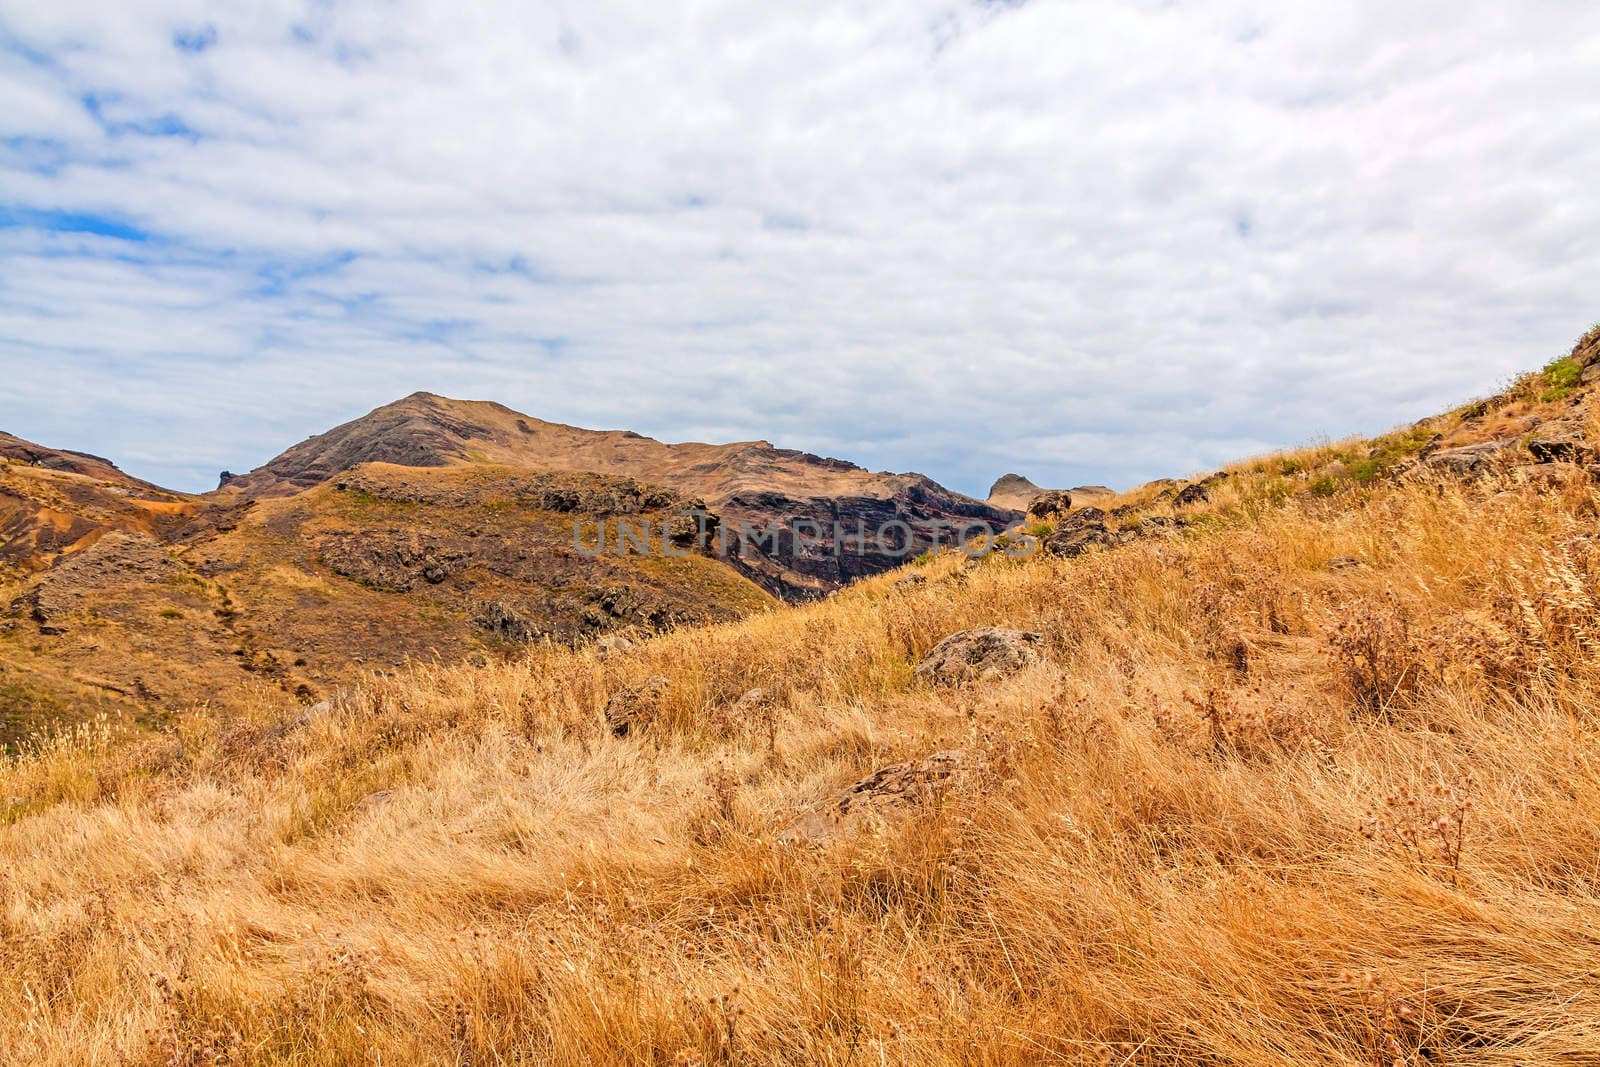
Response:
[1, 397, 1014, 737]
[214, 392, 1017, 598]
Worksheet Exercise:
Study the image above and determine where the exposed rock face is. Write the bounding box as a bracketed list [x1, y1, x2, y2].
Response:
[320, 532, 469, 592]
[1525, 418, 1597, 465]
[779, 750, 993, 844]
[25, 531, 181, 633]
[473, 600, 542, 643]
[1046, 525, 1115, 558]
[1043, 506, 1114, 558]
[1172, 483, 1210, 508]
[1026, 490, 1074, 519]
[1571, 323, 1600, 382]
[1425, 440, 1516, 477]
[915, 627, 1043, 686]
[712, 481, 1013, 600]
[1527, 434, 1593, 464]
[604, 676, 670, 737]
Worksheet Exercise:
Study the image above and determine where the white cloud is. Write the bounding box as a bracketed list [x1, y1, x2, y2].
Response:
[2, 0, 1598, 495]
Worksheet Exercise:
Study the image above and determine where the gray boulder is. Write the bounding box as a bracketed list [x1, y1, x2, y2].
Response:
[1026, 490, 1074, 519]
[1042, 505, 1112, 558]
[1527, 431, 1594, 465]
[915, 627, 1043, 686]
[1425, 440, 1515, 477]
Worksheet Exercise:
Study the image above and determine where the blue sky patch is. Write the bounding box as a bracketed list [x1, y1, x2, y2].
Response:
[173, 25, 218, 53]
[81, 92, 200, 140]
[0, 206, 150, 242]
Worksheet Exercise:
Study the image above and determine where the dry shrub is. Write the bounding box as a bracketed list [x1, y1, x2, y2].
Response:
[1169, 684, 1328, 762]
[1337, 971, 1438, 1067]
[1360, 777, 1474, 886]
[1327, 589, 1422, 717]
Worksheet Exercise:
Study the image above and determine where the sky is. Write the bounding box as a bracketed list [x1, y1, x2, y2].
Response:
[3, 1, 1599, 498]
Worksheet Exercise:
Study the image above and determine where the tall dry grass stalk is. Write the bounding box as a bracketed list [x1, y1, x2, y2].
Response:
[4, 465, 1600, 1065]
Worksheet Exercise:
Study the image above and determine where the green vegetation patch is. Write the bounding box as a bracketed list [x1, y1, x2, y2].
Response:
[1540, 356, 1583, 401]
[1308, 474, 1343, 498]
[1348, 458, 1382, 484]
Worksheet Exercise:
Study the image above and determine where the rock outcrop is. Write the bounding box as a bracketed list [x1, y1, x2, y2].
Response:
[1525, 420, 1597, 465]
[1569, 323, 1600, 382]
[990, 475, 1114, 516]
[24, 531, 181, 634]
[779, 750, 993, 844]
[1043, 506, 1114, 558]
[1026, 490, 1074, 519]
[1425, 440, 1517, 477]
[915, 628, 1043, 685]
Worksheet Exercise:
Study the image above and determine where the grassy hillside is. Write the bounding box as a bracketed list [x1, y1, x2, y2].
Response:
[4, 338, 1600, 1064]
[0, 463, 772, 745]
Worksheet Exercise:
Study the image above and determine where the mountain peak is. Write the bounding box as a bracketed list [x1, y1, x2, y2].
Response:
[217, 394, 495, 497]
[987, 473, 1041, 511]
[209, 393, 1011, 598]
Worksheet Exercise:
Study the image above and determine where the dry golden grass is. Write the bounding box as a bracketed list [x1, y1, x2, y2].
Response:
[4, 461, 1600, 1065]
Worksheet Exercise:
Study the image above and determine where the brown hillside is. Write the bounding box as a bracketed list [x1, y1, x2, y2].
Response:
[221, 392, 1016, 598]
[0, 433, 199, 577]
[1, 461, 770, 743]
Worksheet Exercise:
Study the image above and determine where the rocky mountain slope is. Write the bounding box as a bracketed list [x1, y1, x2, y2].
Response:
[0, 433, 199, 578]
[8, 323, 1598, 744]
[1, 433, 772, 742]
[223, 392, 1016, 597]
[0, 396, 1011, 740]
